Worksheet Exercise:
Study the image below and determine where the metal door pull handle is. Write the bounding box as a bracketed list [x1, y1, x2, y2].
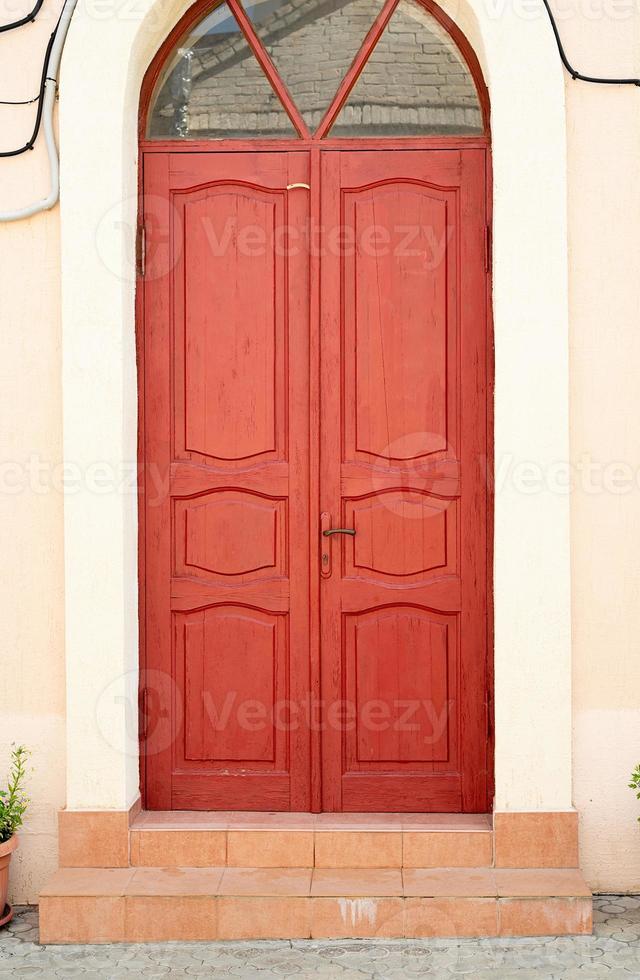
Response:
[286, 182, 310, 190]
[322, 528, 356, 536]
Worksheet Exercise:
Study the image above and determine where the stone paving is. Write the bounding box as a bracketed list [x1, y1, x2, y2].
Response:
[1, 896, 640, 977]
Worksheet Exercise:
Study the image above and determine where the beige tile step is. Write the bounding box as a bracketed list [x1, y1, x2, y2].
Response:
[39, 866, 592, 943]
[128, 811, 493, 868]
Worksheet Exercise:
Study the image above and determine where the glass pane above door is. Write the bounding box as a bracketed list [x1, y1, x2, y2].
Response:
[147, 2, 296, 139]
[146, 0, 486, 140]
[329, 0, 483, 136]
[244, 0, 386, 134]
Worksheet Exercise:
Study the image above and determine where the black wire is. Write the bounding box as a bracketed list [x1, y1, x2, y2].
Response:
[0, 95, 40, 104]
[0, 22, 56, 157]
[0, 0, 637, 160]
[541, 0, 640, 86]
[0, 0, 45, 33]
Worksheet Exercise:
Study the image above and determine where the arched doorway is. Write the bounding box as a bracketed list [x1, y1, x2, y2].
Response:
[138, 0, 492, 812]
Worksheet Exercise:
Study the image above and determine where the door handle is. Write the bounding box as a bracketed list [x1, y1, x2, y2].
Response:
[320, 514, 355, 578]
[286, 182, 310, 190]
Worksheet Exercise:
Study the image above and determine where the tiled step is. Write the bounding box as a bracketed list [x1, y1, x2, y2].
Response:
[129, 812, 494, 868]
[39, 866, 592, 943]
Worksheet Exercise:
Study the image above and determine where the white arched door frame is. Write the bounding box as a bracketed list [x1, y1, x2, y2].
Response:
[59, 0, 572, 813]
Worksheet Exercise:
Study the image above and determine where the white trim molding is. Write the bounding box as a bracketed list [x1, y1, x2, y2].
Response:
[59, 0, 571, 811]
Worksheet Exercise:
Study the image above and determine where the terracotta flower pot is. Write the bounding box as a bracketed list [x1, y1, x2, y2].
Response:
[0, 836, 18, 919]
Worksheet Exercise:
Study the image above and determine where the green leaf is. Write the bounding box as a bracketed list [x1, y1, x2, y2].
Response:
[0, 745, 30, 837]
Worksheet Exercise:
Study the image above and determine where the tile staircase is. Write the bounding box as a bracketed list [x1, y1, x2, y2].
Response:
[39, 811, 592, 942]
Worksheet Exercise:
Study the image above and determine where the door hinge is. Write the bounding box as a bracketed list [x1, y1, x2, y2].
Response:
[485, 695, 493, 742]
[136, 222, 146, 278]
[140, 686, 149, 740]
[484, 223, 492, 273]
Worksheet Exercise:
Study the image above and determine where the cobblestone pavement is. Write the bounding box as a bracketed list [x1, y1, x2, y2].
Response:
[1, 896, 640, 978]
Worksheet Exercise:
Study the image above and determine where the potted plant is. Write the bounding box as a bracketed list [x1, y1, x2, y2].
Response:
[630, 764, 640, 820]
[0, 746, 29, 927]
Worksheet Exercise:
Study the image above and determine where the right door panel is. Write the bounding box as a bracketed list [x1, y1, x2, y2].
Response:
[319, 148, 489, 811]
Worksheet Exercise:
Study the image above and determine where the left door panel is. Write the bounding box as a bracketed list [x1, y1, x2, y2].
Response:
[142, 151, 311, 810]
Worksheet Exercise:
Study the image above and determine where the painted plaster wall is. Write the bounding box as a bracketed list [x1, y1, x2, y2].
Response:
[0, 203, 65, 902]
[0, 0, 637, 903]
[566, 11, 640, 889]
[0, 2, 65, 904]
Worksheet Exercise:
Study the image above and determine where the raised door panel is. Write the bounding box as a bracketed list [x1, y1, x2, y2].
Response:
[343, 183, 451, 464]
[345, 608, 454, 766]
[344, 491, 452, 583]
[178, 607, 286, 766]
[174, 183, 287, 466]
[175, 491, 287, 581]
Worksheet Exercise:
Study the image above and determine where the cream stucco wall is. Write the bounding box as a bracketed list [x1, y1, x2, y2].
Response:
[0, 0, 638, 903]
[566, 11, 640, 889]
[0, 4, 66, 905]
[0, 203, 65, 901]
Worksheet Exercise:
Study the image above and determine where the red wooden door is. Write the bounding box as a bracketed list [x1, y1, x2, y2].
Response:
[142, 151, 312, 810]
[318, 149, 489, 811]
[142, 146, 489, 812]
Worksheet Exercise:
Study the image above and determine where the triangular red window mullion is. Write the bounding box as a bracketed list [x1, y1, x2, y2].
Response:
[315, 0, 400, 140]
[226, 0, 311, 139]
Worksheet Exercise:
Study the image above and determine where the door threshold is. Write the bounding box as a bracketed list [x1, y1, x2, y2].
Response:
[132, 811, 492, 832]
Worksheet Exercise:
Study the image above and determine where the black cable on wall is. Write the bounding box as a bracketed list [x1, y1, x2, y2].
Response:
[541, 0, 640, 86]
[0, 0, 45, 33]
[0, 24, 56, 156]
[0, 0, 638, 161]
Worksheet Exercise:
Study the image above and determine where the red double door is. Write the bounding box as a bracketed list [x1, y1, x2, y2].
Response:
[141, 146, 490, 812]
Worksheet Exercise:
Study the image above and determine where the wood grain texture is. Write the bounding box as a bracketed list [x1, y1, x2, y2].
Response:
[141, 145, 489, 812]
[143, 151, 311, 809]
[318, 149, 489, 811]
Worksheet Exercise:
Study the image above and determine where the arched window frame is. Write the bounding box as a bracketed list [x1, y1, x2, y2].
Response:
[139, 0, 491, 142]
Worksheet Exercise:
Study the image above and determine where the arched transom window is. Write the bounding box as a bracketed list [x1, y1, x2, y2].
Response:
[147, 0, 485, 139]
